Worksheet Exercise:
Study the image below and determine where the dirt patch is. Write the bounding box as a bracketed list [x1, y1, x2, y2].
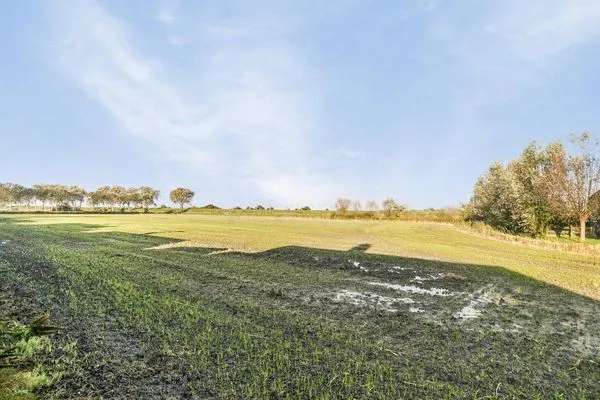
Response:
[571, 320, 600, 357]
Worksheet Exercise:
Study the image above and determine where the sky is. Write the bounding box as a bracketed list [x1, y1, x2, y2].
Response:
[2, 1, 600, 209]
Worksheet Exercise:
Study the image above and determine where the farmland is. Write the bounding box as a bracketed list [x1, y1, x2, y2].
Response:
[1, 213, 600, 399]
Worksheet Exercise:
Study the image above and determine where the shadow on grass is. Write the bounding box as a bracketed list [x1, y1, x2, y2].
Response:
[349, 243, 371, 252]
[1, 215, 599, 302]
[1, 216, 600, 398]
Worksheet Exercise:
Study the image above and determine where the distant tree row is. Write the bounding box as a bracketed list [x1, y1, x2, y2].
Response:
[335, 197, 406, 217]
[0, 184, 195, 212]
[466, 133, 600, 241]
[88, 186, 160, 211]
[0, 183, 87, 210]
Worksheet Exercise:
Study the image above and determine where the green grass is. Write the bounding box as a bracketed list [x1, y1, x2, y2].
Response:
[0, 316, 59, 400]
[1, 214, 599, 398]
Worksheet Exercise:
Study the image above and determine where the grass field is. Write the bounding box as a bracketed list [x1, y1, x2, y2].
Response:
[1, 214, 600, 399]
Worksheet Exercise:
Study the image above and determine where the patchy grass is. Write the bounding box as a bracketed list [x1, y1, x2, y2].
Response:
[1, 214, 599, 398]
[0, 316, 60, 400]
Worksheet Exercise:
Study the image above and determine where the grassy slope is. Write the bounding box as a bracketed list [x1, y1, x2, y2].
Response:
[1, 214, 599, 399]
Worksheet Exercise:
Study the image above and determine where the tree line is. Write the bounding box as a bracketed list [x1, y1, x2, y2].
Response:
[0, 184, 196, 211]
[334, 197, 406, 217]
[466, 133, 600, 241]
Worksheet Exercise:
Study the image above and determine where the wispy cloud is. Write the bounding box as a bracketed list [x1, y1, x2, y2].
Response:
[487, 1, 600, 59]
[48, 0, 337, 207]
[423, 0, 600, 130]
[408, 0, 600, 203]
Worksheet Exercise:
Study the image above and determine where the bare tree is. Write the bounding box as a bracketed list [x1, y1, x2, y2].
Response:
[351, 200, 362, 211]
[542, 133, 600, 241]
[365, 200, 379, 212]
[335, 198, 351, 213]
[382, 197, 405, 217]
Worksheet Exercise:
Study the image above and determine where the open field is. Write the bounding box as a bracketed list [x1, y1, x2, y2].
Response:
[1, 214, 600, 399]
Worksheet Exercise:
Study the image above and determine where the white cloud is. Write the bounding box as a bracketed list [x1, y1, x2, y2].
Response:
[49, 0, 338, 207]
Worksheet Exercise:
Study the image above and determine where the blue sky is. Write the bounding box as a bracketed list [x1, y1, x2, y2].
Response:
[2, 1, 600, 209]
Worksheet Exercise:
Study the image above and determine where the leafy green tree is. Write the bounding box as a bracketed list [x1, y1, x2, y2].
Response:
[466, 163, 522, 233]
[507, 143, 552, 236]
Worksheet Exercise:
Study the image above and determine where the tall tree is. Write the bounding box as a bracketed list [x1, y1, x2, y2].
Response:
[137, 187, 160, 212]
[334, 198, 351, 214]
[365, 200, 379, 212]
[466, 163, 521, 233]
[0, 184, 10, 206]
[170, 188, 194, 209]
[88, 186, 112, 209]
[33, 184, 51, 210]
[542, 133, 600, 241]
[66, 186, 86, 208]
[507, 143, 552, 236]
[382, 197, 404, 217]
[0, 183, 27, 207]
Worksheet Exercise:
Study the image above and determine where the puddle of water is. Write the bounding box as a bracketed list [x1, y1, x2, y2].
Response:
[367, 282, 454, 297]
[332, 290, 415, 312]
[454, 286, 507, 321]
[348, 260, 369, 272]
